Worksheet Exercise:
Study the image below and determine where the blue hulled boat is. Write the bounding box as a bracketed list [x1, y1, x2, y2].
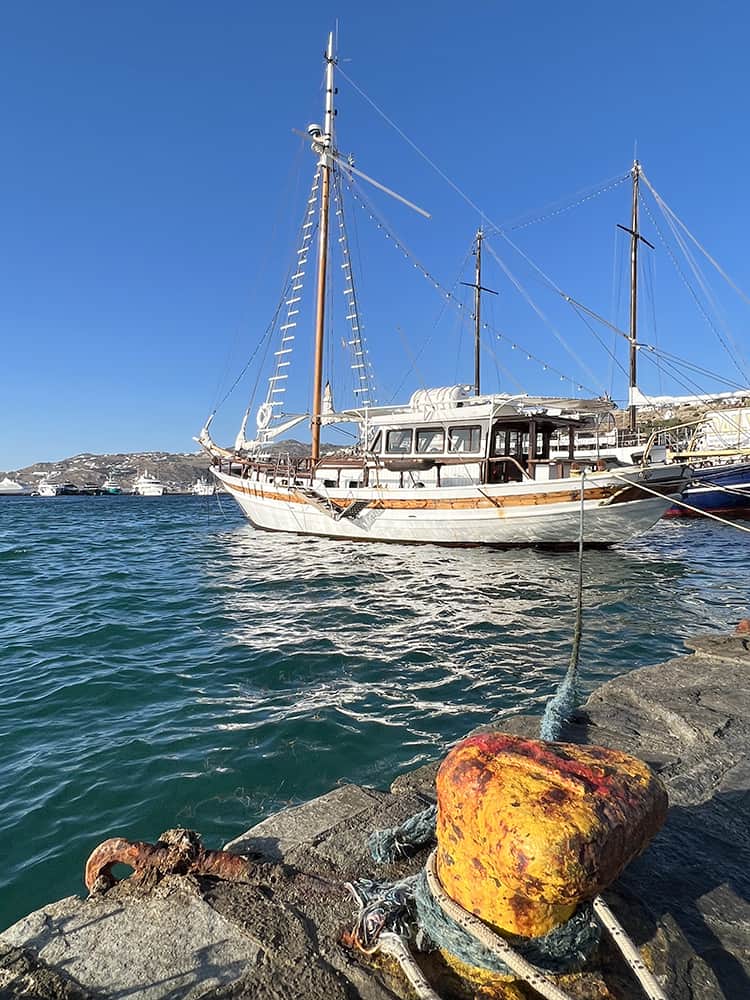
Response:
[666, 460, 750, 517]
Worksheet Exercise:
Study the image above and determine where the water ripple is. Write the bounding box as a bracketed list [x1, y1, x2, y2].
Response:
[1, 496, 749, 930]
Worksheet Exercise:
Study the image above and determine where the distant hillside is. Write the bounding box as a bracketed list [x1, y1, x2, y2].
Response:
[4, 451, 213, 493]
[3, 441, 340, 493]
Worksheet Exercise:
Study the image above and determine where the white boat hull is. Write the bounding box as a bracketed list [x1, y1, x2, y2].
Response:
[213, 469, 677, 547]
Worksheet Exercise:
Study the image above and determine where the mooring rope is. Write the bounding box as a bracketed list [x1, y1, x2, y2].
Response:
[540, 473, 585, 741]
[348, 482, 615, 998]
[377, 931, 442, 1000]
[592, 896, 668, 1000]
[416, 852, 598, 978]
[610, 471, 750, 535]
[423, 851, 580, 1000]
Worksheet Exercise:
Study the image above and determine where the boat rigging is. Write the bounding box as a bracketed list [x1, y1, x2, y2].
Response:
[197, 34, 690, 548]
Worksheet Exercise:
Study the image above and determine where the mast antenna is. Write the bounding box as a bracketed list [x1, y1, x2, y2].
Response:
[460, 227, 497, 395]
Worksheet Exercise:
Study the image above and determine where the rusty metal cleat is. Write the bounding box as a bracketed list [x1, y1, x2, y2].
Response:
[84, 827, 254, 893]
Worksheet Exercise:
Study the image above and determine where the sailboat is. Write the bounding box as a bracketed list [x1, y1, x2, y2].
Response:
[198, 35, 690, 548]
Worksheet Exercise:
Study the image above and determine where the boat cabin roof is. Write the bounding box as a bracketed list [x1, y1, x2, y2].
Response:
[324, 387, 605, 431]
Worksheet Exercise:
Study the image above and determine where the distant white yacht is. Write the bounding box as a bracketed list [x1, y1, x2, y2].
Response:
[0, 477, 31, 496]
[38, 481, 62, 497]
[191, 477, 215, 496]
[133, 471, 165, 496]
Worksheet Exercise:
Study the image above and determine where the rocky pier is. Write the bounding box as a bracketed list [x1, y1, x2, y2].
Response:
[1, 632, 749, 999]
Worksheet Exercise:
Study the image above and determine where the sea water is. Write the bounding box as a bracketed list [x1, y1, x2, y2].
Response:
[2, 494, 748, 931]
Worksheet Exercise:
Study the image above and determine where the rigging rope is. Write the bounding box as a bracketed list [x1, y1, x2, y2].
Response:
[609, 471, 750, 534]
[482, 240, 605, 394]
[337, 65, 488, 222]
[639, 192, 750, 385]
[332, 170, 378, 406]
[338, 64, 749, 415]
[640, 169, 750, 311]
[489, 173, 632, 235]
[343, 174, 599, 395]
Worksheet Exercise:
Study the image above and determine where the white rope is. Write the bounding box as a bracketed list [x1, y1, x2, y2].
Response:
[425, 851, 577, 1000]
[592, 896, 668, 1000]
[343, 174, 597, 394]
[377, 932, 443, 1000]
[640, 170, 750, 310]
[638, 180, 750, 384]
[482, 240, 605, 394]
[609, 471, 750, 535]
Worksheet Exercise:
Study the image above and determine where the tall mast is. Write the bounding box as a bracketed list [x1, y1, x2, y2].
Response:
[311, 33, 335, 463]
[627, 160, 640, 435]
[474, 228, 483, 396]
[617, 159, 653, 436]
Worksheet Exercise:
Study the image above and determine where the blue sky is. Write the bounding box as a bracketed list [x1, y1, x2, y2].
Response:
[2, 1, 750, 469]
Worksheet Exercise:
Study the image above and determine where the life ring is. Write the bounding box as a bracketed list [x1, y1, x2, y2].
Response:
[256, 402, 274, 430]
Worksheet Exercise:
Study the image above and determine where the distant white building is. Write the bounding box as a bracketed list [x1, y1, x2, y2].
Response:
[696, 407, 750, 452]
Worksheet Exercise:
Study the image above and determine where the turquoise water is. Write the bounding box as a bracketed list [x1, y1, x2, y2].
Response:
[2, 494, 749, 932]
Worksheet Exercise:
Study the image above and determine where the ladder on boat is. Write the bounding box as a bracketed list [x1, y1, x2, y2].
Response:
[291, 487, 372, 521]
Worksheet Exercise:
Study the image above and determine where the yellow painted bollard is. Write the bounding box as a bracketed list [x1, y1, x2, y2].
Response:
[436, 732, 667, 942]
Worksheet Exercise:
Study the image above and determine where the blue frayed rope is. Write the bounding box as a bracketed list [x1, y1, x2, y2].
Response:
[367, 804, 437, 864]
[414, 869, 599, 974]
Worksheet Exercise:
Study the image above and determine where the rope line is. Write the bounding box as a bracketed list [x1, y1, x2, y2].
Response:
[423, 851, 580, 1000]
[540, 474, 585, 741]
[489, 173, 632, 235]
[482, 241, 605, 394]
[610, 471, 750, 534]
[343, 173, 599, 395]
[639, 193, 750, 385]
[640, 169, 750, 310]
[592, 896, 668, 1000]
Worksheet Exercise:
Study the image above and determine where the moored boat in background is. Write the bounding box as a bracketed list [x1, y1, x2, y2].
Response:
[666, 459, 750, 518]
[0, 477, 32, 496]
[133, 471, 165, 496]
[191, 477, 215, 497]
[37, 481, 62, 497]
[101, 475, 122, 495]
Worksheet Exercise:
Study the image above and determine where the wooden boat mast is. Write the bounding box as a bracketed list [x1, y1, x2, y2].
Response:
[627, 160, 640, 434]
[462, 227, 496, 397]
[474, 228, 483, 396]
[618, 160, 653, 435]
[311, 33, 335, 463]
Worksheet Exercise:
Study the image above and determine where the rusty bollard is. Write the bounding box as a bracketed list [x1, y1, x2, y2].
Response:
[432, 732, 668, 991]
[85, 827, 253, 893]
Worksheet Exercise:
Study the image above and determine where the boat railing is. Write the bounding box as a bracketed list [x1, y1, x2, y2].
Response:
[640, 417, 709, 461]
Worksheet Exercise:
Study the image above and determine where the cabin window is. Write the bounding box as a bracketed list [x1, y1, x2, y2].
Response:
[368, 430, 382, 453]
[448, 425, 481, 454]
[416, 428, 445, 454]
[386, 429, 413, 454]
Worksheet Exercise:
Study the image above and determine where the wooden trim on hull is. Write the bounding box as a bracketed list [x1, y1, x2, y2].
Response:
[221, 478, 619, 510]
[215, 470, 672, 547]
